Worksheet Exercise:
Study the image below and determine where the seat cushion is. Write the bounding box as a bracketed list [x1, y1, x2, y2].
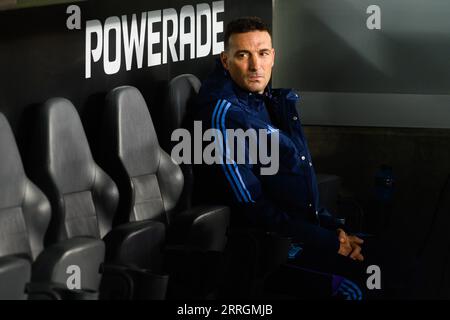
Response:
[32, 237, 105, 291]
[0, 256, 31, 300]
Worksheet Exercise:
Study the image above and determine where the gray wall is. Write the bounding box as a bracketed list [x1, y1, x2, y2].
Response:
[273, 0, 450, 128]
[272, 0, 450, 252]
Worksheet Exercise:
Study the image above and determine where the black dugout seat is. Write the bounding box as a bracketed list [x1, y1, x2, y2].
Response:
[0, 113, 37, 299]
[163, 74, 201, 211]
[0, 112, 98, 300]
[99, 86, 230, 299]
[26, 98, 168, 299]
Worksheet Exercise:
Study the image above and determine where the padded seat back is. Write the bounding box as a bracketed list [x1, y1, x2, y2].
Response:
[0, 113, 50, 261]
[102, 86, 184, 225]
[29, 98, 118, 243]
[164, 74, 201, 135]
[0, 113, 51, 299]
[164, 74, 201, 209]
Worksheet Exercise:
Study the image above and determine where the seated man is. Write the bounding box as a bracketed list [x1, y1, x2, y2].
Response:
[191, 16, 370, 298]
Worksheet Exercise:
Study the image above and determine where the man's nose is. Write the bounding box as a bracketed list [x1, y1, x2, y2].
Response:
[248, 55, 260, 71]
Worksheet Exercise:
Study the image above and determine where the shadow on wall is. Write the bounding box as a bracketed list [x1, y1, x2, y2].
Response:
[274, 0, 393, 92]
[304, 125, 450, 254]
[274, 0, 450, 94]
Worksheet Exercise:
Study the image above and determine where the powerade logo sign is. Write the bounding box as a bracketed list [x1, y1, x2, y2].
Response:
[84, 1, 224, 78]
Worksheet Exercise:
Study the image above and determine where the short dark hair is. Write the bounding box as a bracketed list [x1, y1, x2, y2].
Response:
[224, 16, 271, 50]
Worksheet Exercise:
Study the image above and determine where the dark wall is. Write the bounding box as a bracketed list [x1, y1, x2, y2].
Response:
[0, 0, 272, 149]
[305, 126, 450, 241]
[272, 0, 450, 251]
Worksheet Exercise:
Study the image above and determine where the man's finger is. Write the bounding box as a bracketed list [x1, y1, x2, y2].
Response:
[337, 229, 348, 243]
[350, 246, 363, 261]
[338, 243, 352, 256]
[352, 249, 364, 261]
[350, 236, 364, 245]
[355, 253, 364, 261]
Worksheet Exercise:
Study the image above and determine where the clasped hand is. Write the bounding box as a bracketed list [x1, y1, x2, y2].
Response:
[337, 228, 364, 261]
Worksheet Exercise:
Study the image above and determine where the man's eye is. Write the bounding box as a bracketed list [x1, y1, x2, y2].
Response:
[237, 53, 248, 58]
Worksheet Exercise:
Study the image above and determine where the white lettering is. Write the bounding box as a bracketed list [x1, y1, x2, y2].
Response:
[162, 8, 179, 63]
[179, 5, 195, 61]
[85, 1, 225, 78]
[66, 5, 81, 30]
[147, 10, 162, 67]
[122, 13, 147, 70]
[366, 265, 382, 289]
[196, 3, 211, 58]
[170, 121, 280, 175]
[103, 16, 122, 75]
[212, 1, 224, 54]
[66, 265, 81, 290]
[85, 20, 103, 79]
[366, 5, 381, 30]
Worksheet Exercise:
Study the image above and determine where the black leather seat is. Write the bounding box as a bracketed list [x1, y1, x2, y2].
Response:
[0, 113, 37, 299]
[0, 112, 99, 300]
[26, 98, 168, 299]
[163, 74, 201, 211]
[99, 85, 230, 299]
[0, 256, 31, 300]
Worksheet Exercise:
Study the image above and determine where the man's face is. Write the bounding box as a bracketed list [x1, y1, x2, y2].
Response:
[220, 31, 275, 94]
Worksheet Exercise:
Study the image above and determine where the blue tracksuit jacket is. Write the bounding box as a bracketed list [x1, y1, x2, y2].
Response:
[191, 61, 340, 256]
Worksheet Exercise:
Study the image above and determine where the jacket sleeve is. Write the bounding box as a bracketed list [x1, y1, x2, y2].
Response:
[211, 99, 339, 256]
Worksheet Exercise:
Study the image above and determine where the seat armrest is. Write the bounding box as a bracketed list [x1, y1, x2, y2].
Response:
[0, 256, 31, 300]
[103, 220, 165, 272]
[169, 205, 230, 252]
[32, 237, 104, 291]
[99, 263, 169, 300]
[25, 282, 62, 300]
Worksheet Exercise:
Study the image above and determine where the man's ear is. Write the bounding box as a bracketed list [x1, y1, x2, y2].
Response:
[220, 52, 229, 70]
